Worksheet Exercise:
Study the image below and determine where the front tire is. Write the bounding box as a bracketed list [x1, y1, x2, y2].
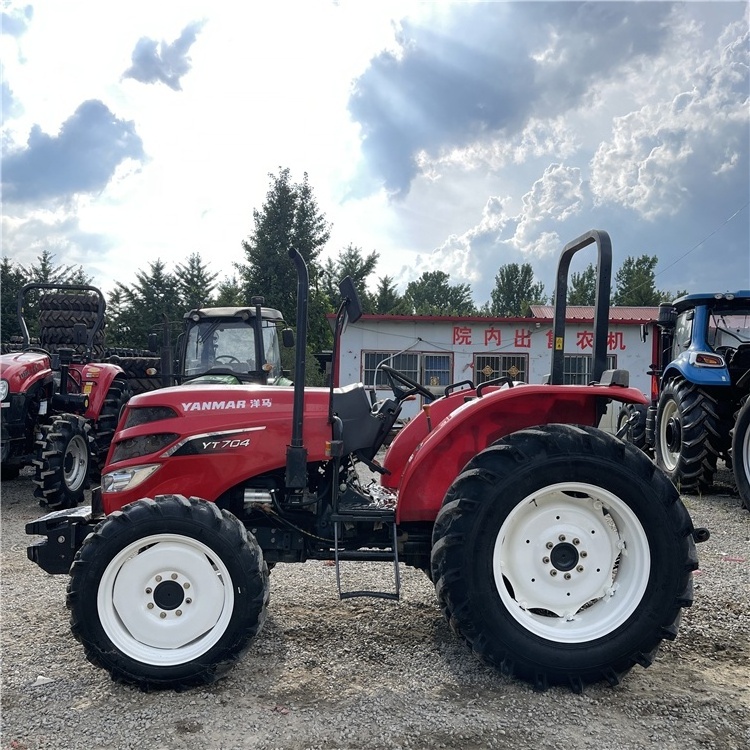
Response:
[33, 414, 92, 509]
[67, 495, 269, 690]
[431, 424, 697, 692]
[732, 399, 750, 511]
[655, 379, 721, 491]
[617, 403, 647, 451]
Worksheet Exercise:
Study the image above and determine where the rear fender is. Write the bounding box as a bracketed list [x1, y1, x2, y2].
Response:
[393, 383, 647, 523]
[662, 357, 731, 388]
[80, 363, 126, 419]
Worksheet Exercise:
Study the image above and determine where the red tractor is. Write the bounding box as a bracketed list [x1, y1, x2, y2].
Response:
[27, 231, 707, 693]
[1, 284, 129, 508]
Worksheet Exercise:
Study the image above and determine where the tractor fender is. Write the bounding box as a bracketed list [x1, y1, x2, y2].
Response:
[81, 363, 127, 419]
[393, 383, 647, 524]
[662, 354, 731, 389]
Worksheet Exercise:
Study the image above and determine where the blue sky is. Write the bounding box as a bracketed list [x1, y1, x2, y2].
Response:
[2, 1, 748, 306]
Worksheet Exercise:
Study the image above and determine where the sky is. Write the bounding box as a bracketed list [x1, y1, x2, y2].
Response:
[2, 1, 749, 308]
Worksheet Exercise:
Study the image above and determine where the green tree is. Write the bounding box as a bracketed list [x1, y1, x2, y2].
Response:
[1, 257, 28, 342]
[235, 168, 332, 378]
[27, 249, 90, 284]
[567, 263, 599, 305]
[612, 255, 672, 306]
[404, 271, 476, 316]
[214, 275, 246, 307]
[372, 275, 411, 315]
[175, 253, 218, 309]
[107, 260, 182, 348]
[321, 245, 379, 313]
[487, 263, 546, 316]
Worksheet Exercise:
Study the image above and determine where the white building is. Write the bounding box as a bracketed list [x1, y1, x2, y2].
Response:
[331, 306, 659, 423]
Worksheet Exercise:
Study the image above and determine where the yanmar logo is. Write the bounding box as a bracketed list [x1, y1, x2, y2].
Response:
[181, 400, 247, 412]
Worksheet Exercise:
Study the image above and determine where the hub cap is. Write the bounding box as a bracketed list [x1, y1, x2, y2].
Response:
[658, 397, 681, 472]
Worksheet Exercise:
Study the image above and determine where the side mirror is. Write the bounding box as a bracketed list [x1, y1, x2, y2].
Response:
[148, 333, 159, 352]
[282, 328, 295, 348]
[338, 276, 362, 324]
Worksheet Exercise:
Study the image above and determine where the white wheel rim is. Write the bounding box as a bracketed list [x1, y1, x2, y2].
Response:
[64, 434, 88, 491]
[492, 482, 650, 643]
[98, 534, 234, 666]
[741, 421, 750, 486]
[658, 398, 680, 471]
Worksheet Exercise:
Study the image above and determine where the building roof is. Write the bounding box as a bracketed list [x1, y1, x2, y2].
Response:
[529, 305, 660, 323]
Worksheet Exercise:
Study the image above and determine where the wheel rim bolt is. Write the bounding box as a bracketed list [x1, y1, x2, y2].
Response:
[542, 556, 550, 564]
[546, 542, 554, 549]
[550, 570, 557, 577]
[183, 582, 191, 589]
[147, 603, 154, 609]
[558, 535, 566, 541]
[580, 551, 588, 558]
[145, 587, 152, 594]
[160, 612, 166, 619]
[572, 538, 580, 545]
[155, 575, 162, 582]
[171, 573, 178, 580]
[176, 610, 182, 617]
[185, 598, 192, 604]
[564, 573, 571, 580]
[576, 565, 584, 573]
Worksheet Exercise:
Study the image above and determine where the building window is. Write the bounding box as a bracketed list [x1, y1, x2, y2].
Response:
[474, 354, 529, 384]
[562, 354, 617, 385]
[363, 351, 453, 388]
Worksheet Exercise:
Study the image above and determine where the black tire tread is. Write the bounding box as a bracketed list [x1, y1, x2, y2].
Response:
[431, 424, 696, 692]
[67, 495, 269, 690]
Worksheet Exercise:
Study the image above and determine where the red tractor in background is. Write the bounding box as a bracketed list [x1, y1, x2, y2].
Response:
[27, 231, 707, 694]
[0, 284, 129, 508]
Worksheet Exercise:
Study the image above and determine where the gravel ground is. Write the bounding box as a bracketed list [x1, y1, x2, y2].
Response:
[1, 464, 748, 750]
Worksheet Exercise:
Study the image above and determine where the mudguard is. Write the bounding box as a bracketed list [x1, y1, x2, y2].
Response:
[385, 382, 648, 523]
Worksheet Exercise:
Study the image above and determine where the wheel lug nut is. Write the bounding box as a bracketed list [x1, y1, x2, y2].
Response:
[546, 542, 554, 549]
[542, 556, 550, 564]
[576, 565, 584, 572]
[580, 551, 588, 558]
[155, 575, 162, 582]
[147, 603, 154, 609]
[564, 573, 571, 580]
[160, 612, 166, 619]
[573, 538, 580, 545]
[171, 573, 178, 580]
[176, 610, 182, 617]
[145, 587, 152, 594]
[185, 598, 192, 604]
[550, 570, 557, 577]
[183, 582, 191, 589]
[558, 535, 566, 542]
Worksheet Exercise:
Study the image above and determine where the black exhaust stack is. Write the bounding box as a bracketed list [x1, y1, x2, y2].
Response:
[286, 248, 309, 490]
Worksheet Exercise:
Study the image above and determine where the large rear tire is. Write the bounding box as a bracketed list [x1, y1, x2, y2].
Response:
[732, 398, 750, 511]
[67, 495, 269, 690]
[655, 379, 721, 492]
[32, 414, 92, 509]
[431, 424, 697, 692]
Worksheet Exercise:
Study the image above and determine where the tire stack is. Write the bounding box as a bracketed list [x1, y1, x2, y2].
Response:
[38, 292, 105, 359]
[105, 349, 163, 395]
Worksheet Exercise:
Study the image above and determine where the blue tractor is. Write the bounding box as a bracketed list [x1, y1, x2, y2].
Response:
[631, 291, 750, 509]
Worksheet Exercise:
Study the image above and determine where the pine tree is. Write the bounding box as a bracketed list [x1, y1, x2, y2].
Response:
[612, 255, 672, 306]
[487, 263, 546, 316]
[567, 263, 598, 305]
[321, 245, 379, 313]
[175, 253, 218, 309]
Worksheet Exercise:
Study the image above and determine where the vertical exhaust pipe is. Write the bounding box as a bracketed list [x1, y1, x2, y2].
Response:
[285, 248, 309, 490]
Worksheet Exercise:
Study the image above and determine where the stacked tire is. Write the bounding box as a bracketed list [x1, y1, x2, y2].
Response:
[38, 292, 105, 358]
[106, 353, 162, 395]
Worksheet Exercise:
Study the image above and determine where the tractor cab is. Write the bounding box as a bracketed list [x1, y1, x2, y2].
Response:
[174, 300, 292, 386]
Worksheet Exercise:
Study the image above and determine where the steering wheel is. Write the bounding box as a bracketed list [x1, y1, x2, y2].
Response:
[380, 364, 434, 402]
[214, 355, 241, 364]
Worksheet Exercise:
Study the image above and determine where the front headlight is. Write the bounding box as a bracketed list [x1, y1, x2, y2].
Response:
[102, 464, 160, 493]
[0, 380, 8, 401]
